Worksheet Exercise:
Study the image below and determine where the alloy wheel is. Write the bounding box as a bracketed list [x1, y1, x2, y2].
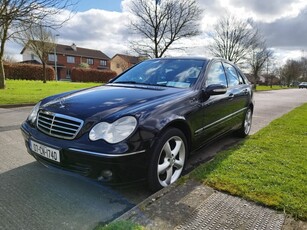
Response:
[157, 136, 185, 187]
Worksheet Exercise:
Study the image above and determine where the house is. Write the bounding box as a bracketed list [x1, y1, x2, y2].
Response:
[21, 42, 110, 80]
[110, 54, 143, 75]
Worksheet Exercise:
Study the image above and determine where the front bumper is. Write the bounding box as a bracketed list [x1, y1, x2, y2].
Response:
[21, 122, 151, 184]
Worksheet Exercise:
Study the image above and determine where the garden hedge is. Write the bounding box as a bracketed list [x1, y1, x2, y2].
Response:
[4, 63, 55, 81]
[71, 68, 117, 83]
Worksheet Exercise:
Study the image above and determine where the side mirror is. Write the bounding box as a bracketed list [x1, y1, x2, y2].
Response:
[204, 84, 227, 96]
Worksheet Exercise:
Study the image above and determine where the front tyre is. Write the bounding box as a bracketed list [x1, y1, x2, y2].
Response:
[148, 128, 187, 192]
[236, 107, 253, 138]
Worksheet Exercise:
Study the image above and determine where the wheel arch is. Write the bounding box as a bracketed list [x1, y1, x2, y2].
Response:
[249, 102, 254, 113]
[160, 119, 192, 154]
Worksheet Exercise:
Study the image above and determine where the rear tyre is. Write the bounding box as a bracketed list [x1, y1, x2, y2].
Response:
[147, 128, 187, 192]
[236, 107, 253, 138]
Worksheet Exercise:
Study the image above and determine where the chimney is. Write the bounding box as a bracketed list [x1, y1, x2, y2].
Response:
[71, 43, 77, 51]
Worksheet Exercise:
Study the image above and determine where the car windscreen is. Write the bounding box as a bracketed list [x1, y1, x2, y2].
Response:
[112, 59, 206, 88]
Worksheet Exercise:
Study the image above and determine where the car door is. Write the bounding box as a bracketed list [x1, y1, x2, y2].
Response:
[195, 61, 231, 145]
[222, 62, 251, 130]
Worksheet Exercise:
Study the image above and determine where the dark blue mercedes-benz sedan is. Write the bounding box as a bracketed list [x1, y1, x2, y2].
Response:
[21, 57, 254, 191]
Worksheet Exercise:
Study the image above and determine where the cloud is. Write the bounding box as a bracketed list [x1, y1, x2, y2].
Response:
[198, 0, 307, 23]
[259, 7, 307, 49]
[231, 0, 287, 15]
[5, 0, 307, 65]
[4, 41, 23, 61]
[56, 9, 132, 58]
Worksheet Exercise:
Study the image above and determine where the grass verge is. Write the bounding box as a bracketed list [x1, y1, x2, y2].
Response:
[191, 104, 307, 220]
[0, 80, 100, 105]
[255, 85, 290, 91]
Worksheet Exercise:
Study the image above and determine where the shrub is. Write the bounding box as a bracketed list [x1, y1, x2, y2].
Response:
[71, 68, 117, 83]
[4, 63, 55, 81]
[78, 62, 90, 69]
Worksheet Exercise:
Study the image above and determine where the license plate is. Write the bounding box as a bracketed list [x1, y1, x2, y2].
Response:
[30, 140, 60, 163]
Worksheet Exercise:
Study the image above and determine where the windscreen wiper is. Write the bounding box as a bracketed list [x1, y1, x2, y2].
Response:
[112, 81, 138, 84]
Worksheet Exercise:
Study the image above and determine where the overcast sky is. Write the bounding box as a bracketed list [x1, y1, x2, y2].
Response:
[6, 0, 307, 65]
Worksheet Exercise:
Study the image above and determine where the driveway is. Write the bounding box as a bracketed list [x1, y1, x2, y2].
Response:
[0, 88, 306, 229]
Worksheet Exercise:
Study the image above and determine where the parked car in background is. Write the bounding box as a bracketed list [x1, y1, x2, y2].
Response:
[21, 57, 254, 191]
[299, 82, 307, 89]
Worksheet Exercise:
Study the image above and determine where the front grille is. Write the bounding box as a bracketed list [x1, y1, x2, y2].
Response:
[37, 111, 83, 140]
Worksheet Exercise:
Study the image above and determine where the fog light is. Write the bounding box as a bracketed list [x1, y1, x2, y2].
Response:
[98, 170, 113, 182]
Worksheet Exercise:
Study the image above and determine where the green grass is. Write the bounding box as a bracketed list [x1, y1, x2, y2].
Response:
[0, 80, 100, 105]
[0, 81, 292, 106]
[191, 104, 307, 220]
[95, 220, 145, 230]
[255, 85, 290, 91]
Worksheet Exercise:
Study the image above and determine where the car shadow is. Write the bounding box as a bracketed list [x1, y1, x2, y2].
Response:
[185, 135, 242, 174]
[0, 161, 136, 229]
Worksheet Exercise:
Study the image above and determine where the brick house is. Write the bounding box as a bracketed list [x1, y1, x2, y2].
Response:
[21, 42, 110, 80]
[110, 54, 143, 75]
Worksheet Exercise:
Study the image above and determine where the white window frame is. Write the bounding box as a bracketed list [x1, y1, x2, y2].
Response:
[67, 56, 75, 63]
[100, 60, 107, 66]
[48, 54, 57, 62]
[87, 58, 94, 65]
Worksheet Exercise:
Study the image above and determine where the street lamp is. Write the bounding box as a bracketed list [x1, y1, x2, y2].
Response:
[54, 34, 59, 81]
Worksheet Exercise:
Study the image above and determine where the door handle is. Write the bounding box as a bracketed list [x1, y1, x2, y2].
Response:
[228, 93, 234, 100]
[242, 89, 248, 94]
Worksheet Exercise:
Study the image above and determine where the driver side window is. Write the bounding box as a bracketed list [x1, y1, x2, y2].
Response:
[206, 62, 227, 87]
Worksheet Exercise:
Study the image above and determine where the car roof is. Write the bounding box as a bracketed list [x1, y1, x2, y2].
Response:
[151, 56, 210, 62]
[149, 56, 235, 64]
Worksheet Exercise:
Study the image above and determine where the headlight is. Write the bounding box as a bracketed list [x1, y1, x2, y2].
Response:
[89, 116, 137, 144]
[27, 102, 41, 124]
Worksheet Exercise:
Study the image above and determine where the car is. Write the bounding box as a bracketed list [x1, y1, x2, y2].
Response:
[21, 57, 254, 191]
[299, 82, 307, 89]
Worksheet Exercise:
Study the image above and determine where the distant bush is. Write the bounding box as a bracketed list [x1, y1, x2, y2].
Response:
[78, 62, 90, 69]
[71, 68, 117, 83]
[4, 63, 55, 81]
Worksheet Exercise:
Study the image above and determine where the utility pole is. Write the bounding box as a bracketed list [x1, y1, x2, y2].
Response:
[54, 34, 59, 81]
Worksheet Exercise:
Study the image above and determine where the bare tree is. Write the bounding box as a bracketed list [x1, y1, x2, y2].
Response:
[118, 61, 130, 73]
[0, 0, 75, 89]
[247, 43, 273, 89]
[128, 0, 203, 58]
[300, 57, 307, 81]
[208, 15, 260, 64]
[17, 23, 56, 83]
[263, 58, 279, 88]
[280, 59, 301, 87]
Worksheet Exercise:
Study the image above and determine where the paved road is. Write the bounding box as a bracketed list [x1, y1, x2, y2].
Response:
[0, 89, 306, 229]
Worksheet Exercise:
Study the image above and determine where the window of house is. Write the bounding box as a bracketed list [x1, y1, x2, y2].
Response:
[31, 54, 35, 60]
[116, 63, 120, 68]
[87, 58, 94, 65]
[100, 60, 107, 66]
[67, 56, 75, 63]
[48, 54, 57, 62]
[66, 69, 71, 79]
[206, 62, 227, 87]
